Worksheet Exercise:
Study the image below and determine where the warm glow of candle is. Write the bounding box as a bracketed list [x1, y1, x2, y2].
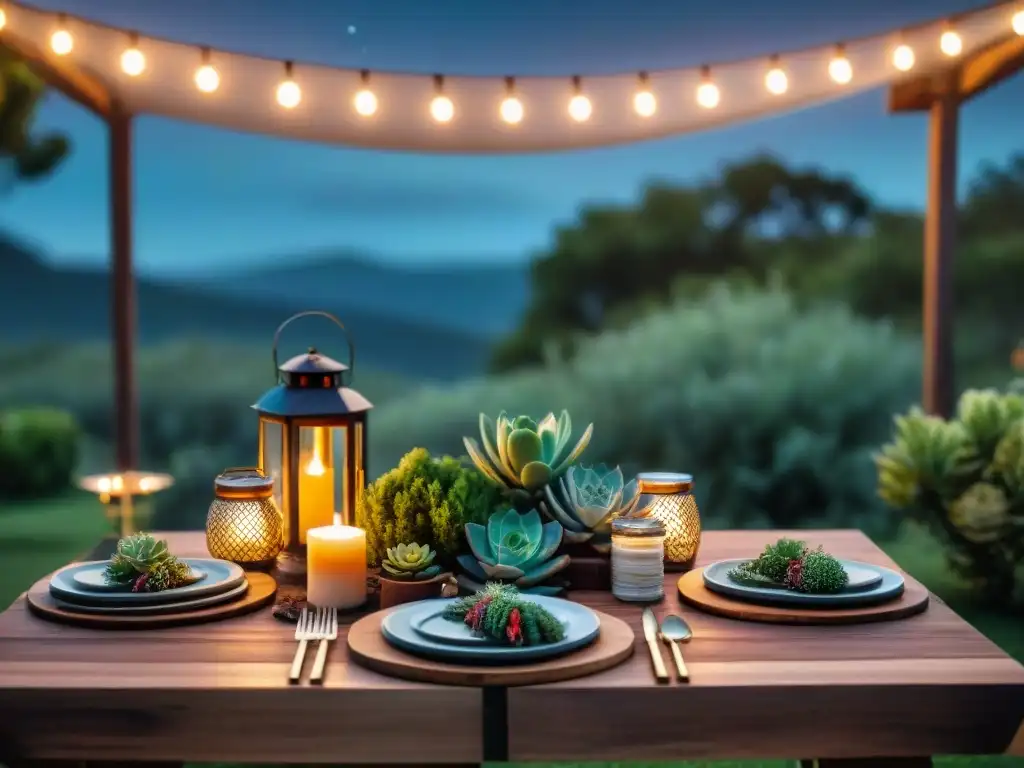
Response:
[298, 429, 335, 543]
[306, 523, 366, 609]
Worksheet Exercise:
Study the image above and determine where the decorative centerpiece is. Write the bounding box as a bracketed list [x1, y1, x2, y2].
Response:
[632, 472, 701, 570]
[206, 467, 284, 569]
[252, 311, 372, 585]
[443, 583, 566, 646]
[378, 542, 452, 609]
[104, 533, 199, 593]
[728, 538, 849, 594]
[457, 508, 570, 595]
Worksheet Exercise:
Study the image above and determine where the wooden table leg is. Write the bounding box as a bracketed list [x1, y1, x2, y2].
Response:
[807, 759, 934, 768]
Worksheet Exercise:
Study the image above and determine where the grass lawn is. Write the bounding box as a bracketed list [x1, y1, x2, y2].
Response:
[0, 498, 1020, 768]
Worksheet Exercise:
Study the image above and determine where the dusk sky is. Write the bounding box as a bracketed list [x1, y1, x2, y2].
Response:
[5, 0, 1023, 276]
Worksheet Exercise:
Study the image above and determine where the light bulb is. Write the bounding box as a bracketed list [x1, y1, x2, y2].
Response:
[277, 79, 301, 109]
[50, 29, 73, 56]
[940, 30, 963, 57]
[430, 95, 454, 123]
[828, 55, 853, 84]
[568, 94, 592, 122]
[696, 81, 720, 109]
[195, 64, 220, 93]
[353, 88, 378, 117]
[1014, 10, 1024, 35]
[121, 47, 146, 77]
[892, 44, 915, 72]
[633, 89, 656, 117]
[500, 96, 524, 124]
[0, 9, 7, 31]
[765, 67, 788, 95]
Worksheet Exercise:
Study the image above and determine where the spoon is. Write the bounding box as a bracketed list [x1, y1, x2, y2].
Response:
[659, 614, 692, 682]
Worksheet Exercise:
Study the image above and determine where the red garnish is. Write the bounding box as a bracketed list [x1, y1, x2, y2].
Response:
[132, 573, 149, 593]
[506, 607, 522, 645]
[784, 558, 804, 590]
[464, 595, 492, 632]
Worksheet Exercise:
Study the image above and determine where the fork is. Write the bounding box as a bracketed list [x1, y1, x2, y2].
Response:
[309, 606, 339, 685]
[289, 607, 316, 683]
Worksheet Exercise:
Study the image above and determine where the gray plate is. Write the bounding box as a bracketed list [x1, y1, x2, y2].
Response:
[51, 579, 250, 615]
[703, 559, 904, 607]
[382, 595, 600, 664]
[49, 559, 245, 607]
[74, 566, 207, 591]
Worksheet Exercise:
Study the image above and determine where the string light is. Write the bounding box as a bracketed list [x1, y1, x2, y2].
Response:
[120, 33, 146, 77]
[353, 70, 378, 117]
[696, 66, 720, 109]
[1014, 9, 1024, 35]
[500, 77, 524, 125]
[940, 27, 963, 57]
[633, 72, 657, 117]
[892, 42, 916, 72]
[568, 76, 592, 122]
[50, 15, 73, 56]
[276, 61, 301, 109]
[194, 48, 220, 93]
[828, 45, 853, 84]
[430, 74, 454, 123]
[765, 56, 788, 95]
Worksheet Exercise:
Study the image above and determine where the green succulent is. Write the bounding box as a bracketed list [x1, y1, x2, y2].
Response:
[381, 542, 442, 580]
[104, 533, 173, 585]
[541, 464, 638, 553]
[463, 411, 593, 502]
[457, 508, 570, 596]
[957, 389, 1024, 458]
[989, 421, 1024, 500]
[948, 482, 1011, 544]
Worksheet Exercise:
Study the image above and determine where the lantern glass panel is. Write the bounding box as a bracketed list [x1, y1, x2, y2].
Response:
[296, 424, 348, 539]
[259, 419, 285, 537]
[354, 420, 365, 502]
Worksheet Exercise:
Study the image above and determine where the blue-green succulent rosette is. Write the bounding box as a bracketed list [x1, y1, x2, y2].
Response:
[541, 463, 638, 554]
[457, 508, 570, 596]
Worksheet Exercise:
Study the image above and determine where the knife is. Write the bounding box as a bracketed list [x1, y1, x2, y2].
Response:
[641, 608, 670, 683]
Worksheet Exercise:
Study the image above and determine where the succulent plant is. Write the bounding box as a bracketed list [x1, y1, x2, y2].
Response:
[457, 508, 570, 596]
[463, 410, 593, 503]
[103, 532, 195, 592]
[541, 464, 639, 553]
[381, 542, 443, 580]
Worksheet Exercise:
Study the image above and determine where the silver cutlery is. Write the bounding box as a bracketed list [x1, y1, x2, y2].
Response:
[659, 614, 692, 682]
[641, 607, 670, 683]
[289, 606, 316, 683]
[309, 606, 339, 685]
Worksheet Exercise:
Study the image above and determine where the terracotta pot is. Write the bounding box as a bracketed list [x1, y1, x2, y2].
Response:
[378, 571, 454, 610]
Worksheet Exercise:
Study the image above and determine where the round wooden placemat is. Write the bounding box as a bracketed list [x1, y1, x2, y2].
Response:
[347, 606, 634, 686]
[26, 572, 277, 630]
[677, 568, 929, 625]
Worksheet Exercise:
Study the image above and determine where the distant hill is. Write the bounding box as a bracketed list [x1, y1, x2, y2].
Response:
[181, 252, 531, 338]
[0, 238, 491, 380]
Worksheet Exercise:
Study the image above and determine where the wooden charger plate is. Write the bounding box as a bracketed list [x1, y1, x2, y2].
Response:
[348, 605, 634, 686]
[26, 571, 277, 630]
[677, 568, 929, 625]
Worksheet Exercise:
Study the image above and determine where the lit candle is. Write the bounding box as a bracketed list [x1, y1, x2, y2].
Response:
[298, 430, 336, 543]
[306, 517, 366, 609]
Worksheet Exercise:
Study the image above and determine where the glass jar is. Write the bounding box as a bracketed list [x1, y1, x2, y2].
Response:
[634, 472, 701, 570]
[206, 467, 284, 568]
[611, 516, 665, 602]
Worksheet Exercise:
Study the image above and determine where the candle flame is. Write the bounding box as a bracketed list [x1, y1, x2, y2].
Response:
[305, 453, 326, 476]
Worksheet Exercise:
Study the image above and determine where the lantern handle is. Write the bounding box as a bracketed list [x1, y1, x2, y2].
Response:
[271, 310, 355, 382]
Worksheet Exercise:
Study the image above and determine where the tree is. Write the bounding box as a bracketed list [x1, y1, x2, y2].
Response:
[961, 153, 1024, 239]
[0, 49, 70, 189]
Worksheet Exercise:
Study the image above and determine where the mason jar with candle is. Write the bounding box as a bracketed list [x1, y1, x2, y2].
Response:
[253, 311, 373, 584]
[611, 516, 665, 602]
[633, 472, 701, 570]
[206, 467, 284, 569]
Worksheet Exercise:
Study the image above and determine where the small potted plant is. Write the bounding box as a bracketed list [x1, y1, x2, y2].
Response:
[378, 542, 452, 609]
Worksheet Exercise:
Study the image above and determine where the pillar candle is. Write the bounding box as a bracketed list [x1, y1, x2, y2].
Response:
[306, 523, 366, 609]
[298, 458, 335, 544]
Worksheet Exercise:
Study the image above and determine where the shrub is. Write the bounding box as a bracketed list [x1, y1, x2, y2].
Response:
[876, 389, 1024, 605]
[357, 448, 508, 566]
[0, 407, 81, 499]
[371, 285, 920, 535]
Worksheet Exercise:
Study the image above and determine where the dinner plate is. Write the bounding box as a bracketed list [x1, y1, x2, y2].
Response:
[51, 579, 250, 616]
[73, 565, 207, 591]
[702, 559, 904, 608]
[382, 595, 600, 664]
[49, 558, 245, 607]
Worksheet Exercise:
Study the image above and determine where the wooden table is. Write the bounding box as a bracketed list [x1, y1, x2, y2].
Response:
[0, 529, 1021, 767]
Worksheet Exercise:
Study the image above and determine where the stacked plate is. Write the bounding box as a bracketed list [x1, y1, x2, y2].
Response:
[381, 595, 602, 664]
[48, 558, 248, 616]
[702, 558, 905, 608]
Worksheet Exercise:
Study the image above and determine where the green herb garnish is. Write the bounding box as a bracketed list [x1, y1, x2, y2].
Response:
[728, 538, 849, 594]
[104, 533, 195, 593]
[443, 583, 565, 646]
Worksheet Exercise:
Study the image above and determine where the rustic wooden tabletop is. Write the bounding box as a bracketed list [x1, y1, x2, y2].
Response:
[0, 529, 1021, 767]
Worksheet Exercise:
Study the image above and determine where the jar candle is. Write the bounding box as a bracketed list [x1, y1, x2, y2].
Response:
[306, 522, 367, 609]
[634, 472, 701, 570]
[611, 517, 665, 602]
[206, 467, 284, 568]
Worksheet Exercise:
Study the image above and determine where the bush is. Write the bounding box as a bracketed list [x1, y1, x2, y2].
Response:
[370, 285, 920, 535]
[356, 448, 508, 567]
[0, 407, 80, 499]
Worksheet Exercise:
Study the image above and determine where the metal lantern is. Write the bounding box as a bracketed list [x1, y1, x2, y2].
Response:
[633, 472, 701, 570]
[206, 467, 284, 568]
[253, 311, 373, 583]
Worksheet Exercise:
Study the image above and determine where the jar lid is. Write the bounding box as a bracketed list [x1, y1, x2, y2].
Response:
[637, 471, 693, 494]
[214, 468, 274, 497]
[612, 516, 665, 537]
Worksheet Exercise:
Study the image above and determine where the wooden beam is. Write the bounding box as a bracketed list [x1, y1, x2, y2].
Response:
[0, 33, 111, 118]
[110, 106, 139, 470]
[922, 89, 958, 418]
